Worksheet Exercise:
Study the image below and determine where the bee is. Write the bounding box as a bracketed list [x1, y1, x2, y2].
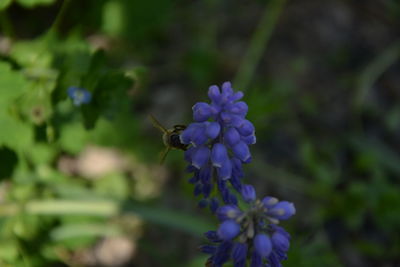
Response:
[149, 114, 188, 163]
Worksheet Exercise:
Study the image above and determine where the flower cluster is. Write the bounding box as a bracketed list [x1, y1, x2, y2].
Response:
[181, 82, 295, 266]
[180, 82, 256, 209]
[200, 185, 295, 267]
[67, 87, 92, 106]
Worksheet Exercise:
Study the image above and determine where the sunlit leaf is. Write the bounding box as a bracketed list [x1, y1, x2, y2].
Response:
[0, 62, 27, 106]
[0, 0, 12, 10]
[50, 223, 120, 241]
[0, 111, 33, 150]
[16, 0, 56, 8]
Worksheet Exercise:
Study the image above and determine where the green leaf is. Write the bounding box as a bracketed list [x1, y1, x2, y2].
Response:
[9, 39, 53, 68]
[52, 234, 97, 250]
[186, 255, 210, 267]
[50, 223, 120, 241]
[0, 112, 33, 150]
[81, 69, 133, 129]
[0, 241, 19, 262]
[0, 147, 18, 180]
[122, 202, 214, 236]
[93, 173, 129, 200]
[25, 200, 118, 217]
[0, 62, 27, 106]
[102, 0, 123, 36]
[58, 121, 89, 154]
[350, 136, 400, 174]
[26, 143, 55, 165]
[18, 79, 57, 125]
[0, 200, 213, 237]
[0, 0, 12, 10]
[0, 63, 33, 147]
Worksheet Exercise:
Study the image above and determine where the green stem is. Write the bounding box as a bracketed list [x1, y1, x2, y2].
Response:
[351, 40, 400, 132]
[354, 40, 400, 111]
[48, 0, 72, 34]
[233, 0, 286, 91]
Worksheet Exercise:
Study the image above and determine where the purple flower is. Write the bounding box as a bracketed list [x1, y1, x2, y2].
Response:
[217, 220, 241, 240]
[181, 82, 256, 205]
[241, 184, 256, 203]
[182, 82, 296, 267]
[232, 141, 251, 162]
[192, 146, 211, 169]
[216, 205, 242, 221]
[202, 193, 295, 266]
[250, 250, 262, 267]
[209, 197, 220, 214]
[266, 200, 296, 221]
[266, 225, 291, 267]
[271, 231, 290, 252]
[232, 242, 248, 267]
[211, 143, 229, 167]
[67, 87, 92, 106]
[254, 233, 272, 258]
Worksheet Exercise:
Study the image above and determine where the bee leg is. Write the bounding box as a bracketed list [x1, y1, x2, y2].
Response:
[149, 114, 168, 133]
[159, 146, 171, 164]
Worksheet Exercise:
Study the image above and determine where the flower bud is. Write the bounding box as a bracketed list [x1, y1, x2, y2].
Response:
[192, 146, 210, 169]
[211, 143, 228, 167]
[268, 201, 296, 220]
[241, 184, 256, 203]
[254, 233, 272, 258]
[217, 220, 240, 240]
[232, 141, 251, 162]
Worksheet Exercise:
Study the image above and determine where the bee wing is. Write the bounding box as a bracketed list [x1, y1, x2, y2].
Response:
[148, 114, 168, 133]
[159, 146, 171, 164]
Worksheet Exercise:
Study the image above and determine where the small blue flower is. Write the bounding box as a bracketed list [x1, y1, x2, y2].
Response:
[67, 87, 92, 106]
[181, 82, 256, 206]
[202, 191, 295, 266]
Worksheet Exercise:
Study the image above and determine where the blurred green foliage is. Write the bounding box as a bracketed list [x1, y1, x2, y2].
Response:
[0, 0, 400, 266]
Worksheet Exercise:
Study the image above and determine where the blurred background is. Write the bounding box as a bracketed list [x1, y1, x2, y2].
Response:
[0, 0, 400, 266]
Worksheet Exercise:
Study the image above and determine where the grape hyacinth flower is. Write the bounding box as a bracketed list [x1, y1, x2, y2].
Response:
[67, 87, 92, 106]
[181, 82, 256, 208]
[200, 185, 295, 267]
